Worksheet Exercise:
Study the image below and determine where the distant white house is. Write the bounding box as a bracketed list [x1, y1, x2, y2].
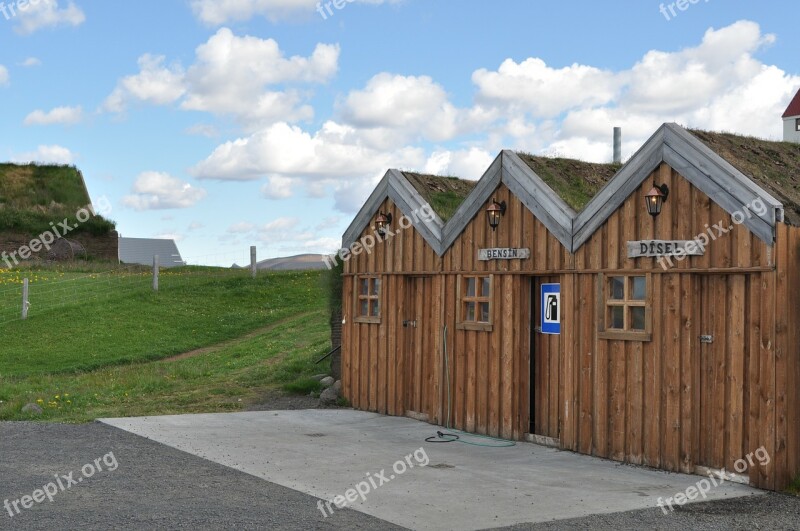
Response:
[783, 87, 800, 143]
[118, 237, 185, 268]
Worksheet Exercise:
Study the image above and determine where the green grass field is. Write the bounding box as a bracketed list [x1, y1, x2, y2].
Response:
[0, 265, 332, 422]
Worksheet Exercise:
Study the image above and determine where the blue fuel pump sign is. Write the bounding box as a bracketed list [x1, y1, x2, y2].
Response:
[541, 283, 561, 335]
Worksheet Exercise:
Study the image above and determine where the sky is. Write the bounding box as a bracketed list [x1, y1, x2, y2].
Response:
[0, 0, 798, 266]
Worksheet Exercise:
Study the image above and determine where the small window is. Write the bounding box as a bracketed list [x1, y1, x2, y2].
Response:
[796, 118, 800, 131]
[598, 274, 652, 341]
[457, 275, 492, 331]
[355, 276, 380, 323]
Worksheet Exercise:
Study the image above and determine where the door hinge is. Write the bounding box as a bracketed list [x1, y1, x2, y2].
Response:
[699, 335, 713, 344]
[534, 326, 542, 333]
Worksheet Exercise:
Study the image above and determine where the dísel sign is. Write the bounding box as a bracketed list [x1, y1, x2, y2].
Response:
[627, 240, 706, 258]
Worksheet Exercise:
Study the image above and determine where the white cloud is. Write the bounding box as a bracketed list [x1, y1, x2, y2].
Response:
[341, 73, 486, 146]
[190, 0, 398, 24]
[188, 221, 205, 231]
[21, 57, 41, 67]
[103, 54, 186, 112]
[189, 19, 800, 221]
[122, 172, 207, 211]
[14, 0, 85, 34]
[24, 105, 83, 126]
[261, 176, 296, 199]
[12, 145, 75, 164]
[193, 121, 424, 181]
[0, 66, 8, 86]
[473, 58, 621, 119]
[422, 147, 495, 181]
[181, 29, 338, 129]
[103, 29, 338, 130]
[471, 20, 800, 161]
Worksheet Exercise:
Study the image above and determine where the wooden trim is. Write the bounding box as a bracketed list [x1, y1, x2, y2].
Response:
[663, 144, 775, 244]
[597, 273, 653, 342]
[342, 174, 390, 249]
[456, 274, 494, 331]
[354, 316, 381, 325]
[342, 169, 447, 254]
[573, 126, 666, 250]
[344, 125, 783, 263]
[501, 150, 574, 250]
[344, 266, 775, 277]
[456, 322, 494, 332]
[598, 330, 653, 342]
[353, 275, 382, 323]
[573, 123, 782, 251]
[441, 154, 503, 252]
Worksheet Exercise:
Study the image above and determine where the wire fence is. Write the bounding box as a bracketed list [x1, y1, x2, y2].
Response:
[0, 248, 269, 327]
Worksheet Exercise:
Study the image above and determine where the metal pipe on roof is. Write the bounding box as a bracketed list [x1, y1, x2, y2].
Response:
[613, 127, 622, 164]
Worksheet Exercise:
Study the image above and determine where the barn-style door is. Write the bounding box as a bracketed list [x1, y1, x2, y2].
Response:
[403, 276, 435, 422]
[698, 274, 748, 472]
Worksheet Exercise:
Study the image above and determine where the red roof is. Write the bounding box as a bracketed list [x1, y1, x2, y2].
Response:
[783, 88, 800, 118]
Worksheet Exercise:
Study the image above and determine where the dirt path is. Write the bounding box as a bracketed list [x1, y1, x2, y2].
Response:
[162, 311, 318, 362]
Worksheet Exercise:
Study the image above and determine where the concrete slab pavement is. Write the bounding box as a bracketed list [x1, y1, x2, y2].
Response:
[100, 410, 762, 530]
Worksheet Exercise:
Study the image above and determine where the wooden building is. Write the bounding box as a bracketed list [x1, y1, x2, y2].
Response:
[338, 123, 800, 491]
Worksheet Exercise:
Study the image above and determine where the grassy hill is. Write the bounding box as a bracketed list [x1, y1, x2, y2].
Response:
[0, 163, 115, 236]
[0, 265, 333, 422]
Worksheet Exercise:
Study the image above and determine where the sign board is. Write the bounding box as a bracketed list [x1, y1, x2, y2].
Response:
[541, 283, 560, 335]
[627, 240, 706, 258]
[478, 248, 531, 261]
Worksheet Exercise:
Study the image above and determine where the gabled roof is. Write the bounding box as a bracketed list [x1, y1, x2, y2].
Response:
[119, 237, 185, 268]
[442, 151, 578, 250]
[783, 88, 800, 118]
[691, 129, 800, 225]
[573, 124, 784, 248]
[343, 123, 789, 256]
[342, 169, 449, 254]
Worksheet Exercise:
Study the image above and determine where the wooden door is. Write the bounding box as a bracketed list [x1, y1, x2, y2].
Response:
[698, 274, 748, 471]
[531, 276, 561, 438]
[404, 276, 434, 421]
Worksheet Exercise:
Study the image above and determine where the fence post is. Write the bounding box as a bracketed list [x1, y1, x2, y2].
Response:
[21, 277, 29, 320]
[250, 246, 257, 279]
[153, 255, 159, 292]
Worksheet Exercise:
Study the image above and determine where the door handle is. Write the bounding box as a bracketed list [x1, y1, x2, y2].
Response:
[403, 320, 417, 328]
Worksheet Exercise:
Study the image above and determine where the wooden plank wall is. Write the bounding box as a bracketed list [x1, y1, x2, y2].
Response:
[774, 222, 800, 490]
[341, 162, 798, 490]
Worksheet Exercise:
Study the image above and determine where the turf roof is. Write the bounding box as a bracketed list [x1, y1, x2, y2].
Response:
[690, 129, 800, 225]
[403, 129, 800, 228]
[515, 154, 621, 211]
[402, 172, 477, 222]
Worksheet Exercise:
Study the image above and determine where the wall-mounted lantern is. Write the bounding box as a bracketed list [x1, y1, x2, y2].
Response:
[486, 199, 507, 231]
[645, 184, 669, 217]
[375, 212, 393, 236]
